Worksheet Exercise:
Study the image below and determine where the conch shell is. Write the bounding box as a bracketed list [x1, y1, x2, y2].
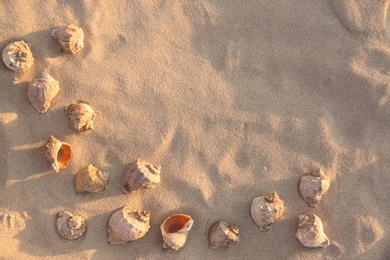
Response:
[295, 213, 330, 248]
[75, 165, 108, 193]
[43, 136, 72, 173]
[250, 191, 284, 231]
[209, 220, 240, 249]
[65, 102, 95, 132]
[2, 40, 34, 72]
[56, 211, 86, 240]
[121, 159, 161, 193]
[27, 74, 60, 113]
[108, 206, 150, 245]
[51, 24, 84, 54]
[299, 168, 330, 207]
[160, 214, 193, 250]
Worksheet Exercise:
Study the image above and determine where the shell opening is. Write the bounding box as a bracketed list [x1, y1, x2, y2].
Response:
[163, 215, 191, 233]
[57, 143, 72, 169]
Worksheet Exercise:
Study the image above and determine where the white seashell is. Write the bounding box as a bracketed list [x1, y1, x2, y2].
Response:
[2, 40, 34, 72]
[295, 213, 330, 248]
[51, 24, 84, 54]
[250, 191, 284, 231]
[108, 206, 150, 245]
[160, 214, 193, 250]
[299, 168, 330, 207]
[56, 211, 86, 240]
[121, 159, 161, 193]
[65, 102, 95, 132]
[75, 165, 108, 193]
[27, 74, 60, 113]
[43, 136, 72, 173]
[209, 220, 240, 249]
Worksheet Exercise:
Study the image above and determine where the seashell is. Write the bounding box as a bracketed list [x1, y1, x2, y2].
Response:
[295, 213, 330, 248]
[2, 40, 34, 72]
[108, 206, 150, 245]
[160, 214, 194, 250]
[209, 220, 240, 249]
[75, 165, 108, 193]
[43, 136, 72, 173]
[56, 211, 86, 240]
[121, 159, 161, 193]
[27, 74, 60, 113]
[250, 191, 284, 231]
[299, 168, 330, 207]
[65, 102, 95, 132]
[51, 24, 84, 54]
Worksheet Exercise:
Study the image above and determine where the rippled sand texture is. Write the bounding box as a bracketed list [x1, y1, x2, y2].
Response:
[1, 0, 390, 259]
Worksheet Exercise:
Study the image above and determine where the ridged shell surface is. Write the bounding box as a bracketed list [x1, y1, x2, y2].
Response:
[28, 74, 59, 113]
[299, 169, 330, 207]
[75, 165, 108, 193]
[65, 102, 95, 132]
[209, 220, 240, 249]
[160, 214, 193, 250]
[295, 213, 330, 248]
[2, 40, 34, 72]
[43, 136, 72, 173]
[56, 211, 86, 240]
[51, 24, 84, 54]
[121, 159, 161, 193]
[250, 191, 284, 231]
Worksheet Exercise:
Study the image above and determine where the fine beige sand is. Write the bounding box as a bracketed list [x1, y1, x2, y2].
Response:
[1, 0, 390, 259]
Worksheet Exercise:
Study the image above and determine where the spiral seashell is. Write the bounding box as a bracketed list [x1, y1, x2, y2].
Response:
[160, 214, 193, 250]
[43, 136, 72, 173]
[65, 102, 95, 132]
[75, 165, 108, 193]
[2, 40, 34, 72]
[250, 191, 284, 231]
[295, 213, 330, 248]
[299, 168, 330, 207]
[51, 24, 84, 54]
[209, 220, 240, 249]
[27, 74, 60, 114]
[56, 211, 86, 240]
[108, 206, 150, 245]
[121, 159, 161, 193]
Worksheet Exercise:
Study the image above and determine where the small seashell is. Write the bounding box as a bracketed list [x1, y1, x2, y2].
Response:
[160, 214, 194, 250]
[43, 136, 72, 173]
[75, 165, 108, 193]
[121, 159, 161, 193]
[51, 24, 84, 54]
[108, 206, 150, 245]
[295, 213, 330, 248]
[209, 220, 240, 249]
[56, 211, 86, 240]
[2, 40, 34, 72]
[27, 74, 60, 113]
[65, 102, 95, 132]
[299, 168, 330, 207]
[250, 191, 284, 231]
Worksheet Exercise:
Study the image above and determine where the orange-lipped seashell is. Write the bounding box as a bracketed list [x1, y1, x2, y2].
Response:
[160, 214, 193, 250]
[43, 136, 72, 173]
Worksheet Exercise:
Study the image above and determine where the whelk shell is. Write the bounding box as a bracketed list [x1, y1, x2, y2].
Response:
[295, 213, 330, 248]
[51, 24, 84, 54]
[65, 102, 95, 132]
[121, 159, 161, 193]
[250, 191, 284, 231]
[75, 165, 108, 193]
[160, 214, 194, 250]
[28, 74, 60, 113]
[56, 211, 86, 240]
[43, 136, 72, 173]
[108, 206, 150, 245]
[2, 40, 34, 72]
[299, 168, 330, 207]
[209, 220, 240, 249]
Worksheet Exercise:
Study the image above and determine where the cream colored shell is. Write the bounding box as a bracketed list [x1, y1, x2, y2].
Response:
[2, 40, 34, 72]
[65, 102, 95, 132]
[75, 165, 108, 193]
[295, 213, 330, 248]
[250, 191, 284, 231]
[51, 24, 84, 54]
[28, 74, 59, 113]
[160, 214, 193, 250]
[56, 211, 86, 240]
[209, 220, 240, 249]
[121, 159, 161, 193]
[43, 136, 72, 173]
[299, 168, 330, 207]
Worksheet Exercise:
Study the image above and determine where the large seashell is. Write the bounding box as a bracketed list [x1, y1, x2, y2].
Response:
[43, 136, 72, 173]
[65, 102, 95, 132]
[160, 214, 194, 250]
[2, 40, 34, 72]
[299, 168, 330, 207]
[121, 159, 161, 193]
[250, 191, 284, 231]
[56, 211, 86, 240]
[27, 74, 60, 113]
[75, 165, 108, 193]
[108, 206, 150, 245]
[209, 220, 240, 249]
[295, 213, 330, 248]
[51, 24, 84, 54]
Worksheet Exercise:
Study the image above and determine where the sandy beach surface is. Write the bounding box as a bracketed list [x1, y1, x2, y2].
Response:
[1, 0, 390, 259]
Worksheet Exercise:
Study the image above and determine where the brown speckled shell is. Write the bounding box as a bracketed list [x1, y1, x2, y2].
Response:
[295, 213, 330, 248]
[28, 74, 59, 113]
[299, 169, 330, 207]
[121, 159, 161, 193]
[56, 211, 86, 240]
[160, 214, 193, 250]
[209, 220, 240, 249]
[75, 165, 108, 193]
[43, 136, 72, 173]
[250, 191, 284, 231]
[2, 40, 34, 72]
[51, 24, 84, 54]
[65, 102, 95, 132]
